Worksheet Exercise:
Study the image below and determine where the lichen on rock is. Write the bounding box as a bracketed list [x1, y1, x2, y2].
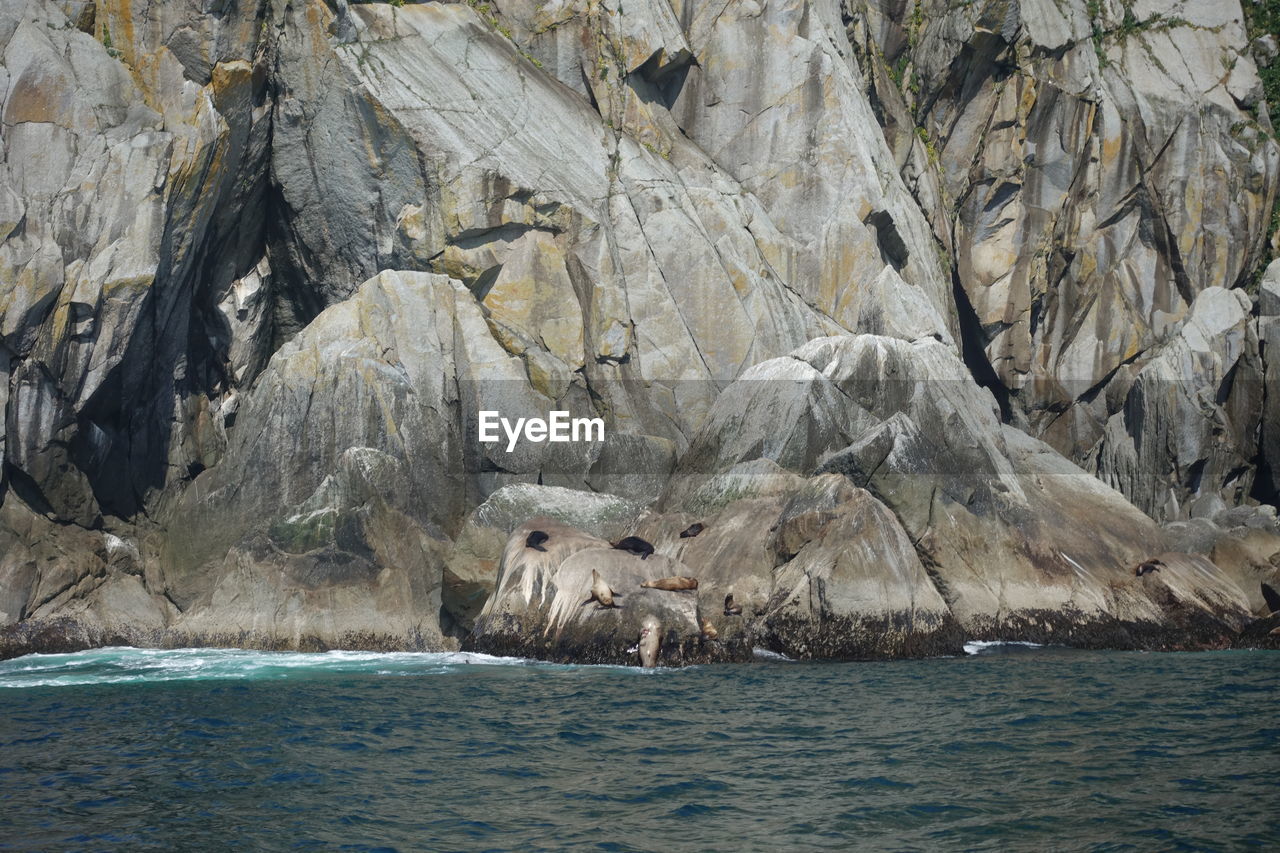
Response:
[0, 0, 1276, 661]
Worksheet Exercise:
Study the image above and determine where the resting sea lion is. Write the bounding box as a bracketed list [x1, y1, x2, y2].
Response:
[580, 569, 622, 609]
[640, 576, 699, 591]
[1262, 582, 1280, 614]
[679, 523, 705, 539]
[1135, 559, 1165, 577]
[525, 530, 549, 552]
[612, 536, 655, 559]
[638, 616, 661, 668]
[700, 619, 718, 641]
[723, 593, 742, 616]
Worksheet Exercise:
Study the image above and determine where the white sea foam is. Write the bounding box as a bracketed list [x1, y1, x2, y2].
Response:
[0, 647, 545, 688]
[963, 640, 1044, 655]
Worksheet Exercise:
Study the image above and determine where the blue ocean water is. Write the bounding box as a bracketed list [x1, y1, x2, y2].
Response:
[0, 645, 1276, 851]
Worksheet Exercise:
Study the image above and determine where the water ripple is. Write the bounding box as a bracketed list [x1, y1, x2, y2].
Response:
[0, 648, 1276, 849]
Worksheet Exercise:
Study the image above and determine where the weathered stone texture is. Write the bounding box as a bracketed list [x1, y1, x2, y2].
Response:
[0, 0, 1275, 658]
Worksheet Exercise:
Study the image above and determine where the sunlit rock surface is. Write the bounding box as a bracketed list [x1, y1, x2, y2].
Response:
[0, 0, 1276, 659]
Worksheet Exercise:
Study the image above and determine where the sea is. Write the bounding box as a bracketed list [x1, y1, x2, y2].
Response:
[0, 644, 1276, 851]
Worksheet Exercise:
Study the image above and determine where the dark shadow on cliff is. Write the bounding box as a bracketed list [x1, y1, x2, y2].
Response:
[950, 266, 1011, 423]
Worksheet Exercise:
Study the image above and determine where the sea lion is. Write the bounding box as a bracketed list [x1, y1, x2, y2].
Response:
[700, 619, 718, 641]
[612, 536, 655, 559]
[525, 530, 549, 552]
[638, 616, 661, 668]
[580, 569, 622, 609]
[1135, 559, 1165, 577]
[723, 592, 742, 616]
[1262, 582, 1280, 614]
[679, 522, 705, 539]
[640, 576, 699, 591]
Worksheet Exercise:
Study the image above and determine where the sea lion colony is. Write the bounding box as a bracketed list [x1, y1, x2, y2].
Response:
[568, 523, 733, 666]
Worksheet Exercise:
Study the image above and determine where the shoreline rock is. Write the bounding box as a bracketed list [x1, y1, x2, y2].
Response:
[1, 1, 1277, 662]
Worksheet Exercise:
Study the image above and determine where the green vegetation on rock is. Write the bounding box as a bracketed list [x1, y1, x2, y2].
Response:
[1245, 0, 1280, 132]
[268, 510, 337, 554]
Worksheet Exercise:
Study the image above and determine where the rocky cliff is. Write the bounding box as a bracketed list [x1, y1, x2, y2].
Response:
[1, 0, 1277, 661]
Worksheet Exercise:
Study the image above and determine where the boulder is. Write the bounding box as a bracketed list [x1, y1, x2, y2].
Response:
[667, 333, 1255, 648]
[442, 484, 643, 635]
[468, 518, 743, 665]
[758, 476, 963, 659]
[161, 270, 563, 651]
[0, 493, 173, 658]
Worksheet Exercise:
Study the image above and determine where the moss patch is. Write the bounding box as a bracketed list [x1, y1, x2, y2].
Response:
[268, 509, 337, 554]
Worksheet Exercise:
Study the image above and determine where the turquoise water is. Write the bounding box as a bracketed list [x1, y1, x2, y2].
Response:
[0, 646, 1276, 851]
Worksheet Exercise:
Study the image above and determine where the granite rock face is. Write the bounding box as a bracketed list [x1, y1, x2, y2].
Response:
[1095, 287, 1265, 520]
[1260, 260, 1280, 503]
[846, 0, 1280, 519]
[661, 333, 1255, 648]
[0, 0, 1275, 659]
[1, 0, 271, 526]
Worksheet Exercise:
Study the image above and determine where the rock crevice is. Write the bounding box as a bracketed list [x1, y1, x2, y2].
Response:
[1, 0, 1277, 660]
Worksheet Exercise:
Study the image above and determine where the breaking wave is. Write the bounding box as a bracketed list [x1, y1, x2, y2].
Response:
[963, 640, 1046, 655]
[0, 647, 548, 689]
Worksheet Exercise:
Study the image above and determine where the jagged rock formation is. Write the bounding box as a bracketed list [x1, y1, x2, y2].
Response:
[667, 334, 1255, 646]
[1260, 259, 1280, 501]
[0, 0, 1277, 659]
[847, 0, 1280, 518]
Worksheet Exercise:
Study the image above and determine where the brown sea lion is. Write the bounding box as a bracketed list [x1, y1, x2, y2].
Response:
[679, 523, 705, 539]
[1135, 559, 1165, 577]
[581, 569, 622, 609]
[723, 592, 742, 616]
[640, 576, 699, 591]
[525, 530, 549, 552]
[700, 619, 718, 641]
[612, 536, 655, 559]
[638, 616, 661, 668]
